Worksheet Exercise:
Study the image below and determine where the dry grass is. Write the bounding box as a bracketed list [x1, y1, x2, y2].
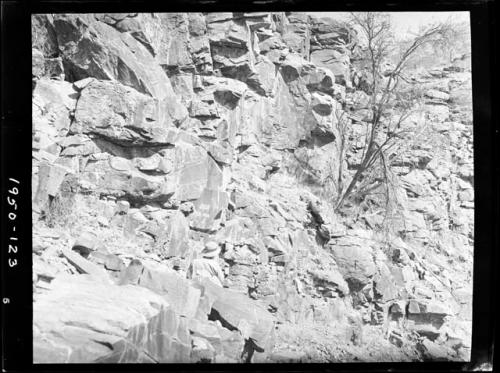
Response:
[273, 320, 419, 363]
[43, 193, 77, 229]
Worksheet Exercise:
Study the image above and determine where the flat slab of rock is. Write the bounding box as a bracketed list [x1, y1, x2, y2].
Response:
[34, 274, 169, 363]
[197, 280, 275, 350]
[61, 249, 112, 283]
[136, 266, 202, 319]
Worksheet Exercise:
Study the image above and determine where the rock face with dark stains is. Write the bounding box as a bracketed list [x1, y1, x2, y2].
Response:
[32, 12, 473, 363]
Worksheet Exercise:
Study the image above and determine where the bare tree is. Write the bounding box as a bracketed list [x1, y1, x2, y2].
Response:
[334, 12, 454, 213]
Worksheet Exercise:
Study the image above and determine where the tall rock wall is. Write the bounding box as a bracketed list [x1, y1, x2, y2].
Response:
[32, 12, 473, 363]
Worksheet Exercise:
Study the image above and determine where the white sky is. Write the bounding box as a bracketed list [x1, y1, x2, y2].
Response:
[308, 12, 470, 38]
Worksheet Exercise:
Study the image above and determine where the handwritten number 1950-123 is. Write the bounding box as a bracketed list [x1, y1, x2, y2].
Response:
[6, 178, 20, 267]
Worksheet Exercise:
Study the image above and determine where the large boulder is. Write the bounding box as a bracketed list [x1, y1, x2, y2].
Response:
[310, 49, 350, 85]
[197, 76, 247, 110]
[95, 306, 192, 363]
[80, 157, 176, 203]
[406, 299, 451, 329]
[33, 274, 169, 363]
[327, 230, 377, 291]
[122, 264, 202, 319]
[425, 89, 450, 102]
[196, 280, 275, 352]
[71, 80, 187, 145]
[52, 14, 185, 105]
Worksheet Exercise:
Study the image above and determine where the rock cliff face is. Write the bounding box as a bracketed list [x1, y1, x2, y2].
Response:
[32, 12, 473, 363]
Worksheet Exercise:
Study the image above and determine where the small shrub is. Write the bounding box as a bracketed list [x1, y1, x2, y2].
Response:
[43, 192, 76, 229]
[42, 174, 79, 229]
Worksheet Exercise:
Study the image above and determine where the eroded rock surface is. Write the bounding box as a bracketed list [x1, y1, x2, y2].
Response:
[32, 12, 473, 363]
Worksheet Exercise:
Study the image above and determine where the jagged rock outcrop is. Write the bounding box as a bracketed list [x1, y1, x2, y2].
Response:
[32, 12, 473, 363]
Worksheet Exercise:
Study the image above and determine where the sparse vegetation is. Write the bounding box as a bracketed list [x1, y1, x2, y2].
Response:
[43, 192, 76, 229]
[334, 12, 456, 215]
[31, 11, 474, 364]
